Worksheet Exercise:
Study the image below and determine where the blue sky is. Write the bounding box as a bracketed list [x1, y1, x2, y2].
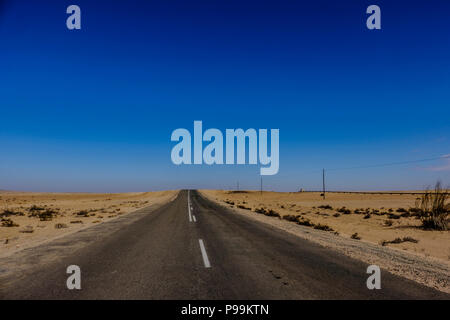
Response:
[0, 0, 449, 192]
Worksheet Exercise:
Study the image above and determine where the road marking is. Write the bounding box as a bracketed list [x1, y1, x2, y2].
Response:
[198, 239, 211, 268]
[188, 190, 192, 222]
[193, 215, 197, 222]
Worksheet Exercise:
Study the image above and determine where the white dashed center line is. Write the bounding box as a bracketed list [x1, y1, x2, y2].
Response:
[188, 190, 193, 222]
[198, 239, 211, 268]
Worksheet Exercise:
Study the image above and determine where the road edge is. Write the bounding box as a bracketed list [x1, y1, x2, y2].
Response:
[199, 190, 450, 294]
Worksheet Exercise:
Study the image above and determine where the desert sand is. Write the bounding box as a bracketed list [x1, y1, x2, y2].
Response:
[201, 190, 450, 262]
[0, 190, 177, 257]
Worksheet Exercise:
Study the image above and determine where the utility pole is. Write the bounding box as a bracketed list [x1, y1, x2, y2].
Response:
[322, 168, 326, 200]
[260, 177, 263, 195]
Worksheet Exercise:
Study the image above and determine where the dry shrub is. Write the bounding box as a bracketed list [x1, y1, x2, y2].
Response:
[351, 233, 361, 240]
[416, 182, 449, 230]
[313, 224, 334, 232]
[0, 209, 24, 218]
[381, 237, 419, 246]
[282, 215, 299, 222]
[1, 218, 19, 227]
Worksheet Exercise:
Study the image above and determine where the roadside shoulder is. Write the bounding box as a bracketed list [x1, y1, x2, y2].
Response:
[199, 190, 450, 294]
[0, 192, 178, 286]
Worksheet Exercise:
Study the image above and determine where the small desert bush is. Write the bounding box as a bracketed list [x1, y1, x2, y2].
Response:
[415, 182, 449, 230]
[265, 209, 280, 218]
[28, 205, 45, 212]
[254, 208, 265, 214]
[75, 210, 89, 217]
[1, 218, 19, 227]
[237, 205, 251, 210]
[384, 219, 393, 227]
[318, 205, 333, 210]
[0, 209, 24, 217]
[408, 207, 421, 217]
[313, 223, 334, 232]
[351, 233, 361, 240]
[253, 207, 280, 218]
[297, 218, 314, 227]
[381, 237, 419, 246]
[28, 207, 58, 221]
[337, 207, 352, 214]
[38, 209, 57, 221]
[282, 215, 299, 222]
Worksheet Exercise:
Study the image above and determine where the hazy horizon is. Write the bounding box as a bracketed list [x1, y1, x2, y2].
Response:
[1, 0, 449, 192]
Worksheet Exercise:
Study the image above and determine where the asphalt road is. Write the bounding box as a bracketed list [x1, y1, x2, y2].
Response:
[0, 190, 448, 299]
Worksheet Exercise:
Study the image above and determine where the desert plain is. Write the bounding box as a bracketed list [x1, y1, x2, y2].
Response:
[0, 188, 449, 294]
[0, 190, 176, 257]
[202, 190, 450, 262]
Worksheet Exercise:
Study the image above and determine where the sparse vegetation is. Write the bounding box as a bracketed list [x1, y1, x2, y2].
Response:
[281, 214, 334, 232]
[296, 218, 314, 227]
[253, 207, 280, 218]
[265, 209, 281, 218]
[313, 223, 334, 232]
[55, 223, 68, 229]
[75, 210, 89, 217]
[388, 213, 400, 220]
[282, 214, 299, 222]
[381, 236, 419, 246]
[351, 233, 361, 240]
[415, 182, 449, 230]
[28, 207, 58, 221]
[337, 207, 352, 214]
[318, 205, 333, 210]
[384, 219, 393, 227]
[37, 209, 57, 221]
[1, 209, 25, 217]
[1, 218, 19, 227]
[28, 205, 45, 212]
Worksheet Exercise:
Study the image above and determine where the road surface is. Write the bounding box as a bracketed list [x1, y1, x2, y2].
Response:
[0, 190, 448, 299]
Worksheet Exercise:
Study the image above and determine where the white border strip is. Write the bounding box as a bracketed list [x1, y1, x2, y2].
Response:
[188, 190, 192, 222]
[198, 239, 211, 268]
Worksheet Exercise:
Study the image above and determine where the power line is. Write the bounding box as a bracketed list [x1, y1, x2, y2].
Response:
[326, 154, 450, 172]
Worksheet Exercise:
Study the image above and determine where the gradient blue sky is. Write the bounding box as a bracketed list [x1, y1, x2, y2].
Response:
[0, 0, 449, 192]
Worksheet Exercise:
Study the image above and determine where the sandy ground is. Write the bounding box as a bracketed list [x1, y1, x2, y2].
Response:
[201, 190, 450, 293]
[201, 190, 450, 262]
[0, 190, 177, 258]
